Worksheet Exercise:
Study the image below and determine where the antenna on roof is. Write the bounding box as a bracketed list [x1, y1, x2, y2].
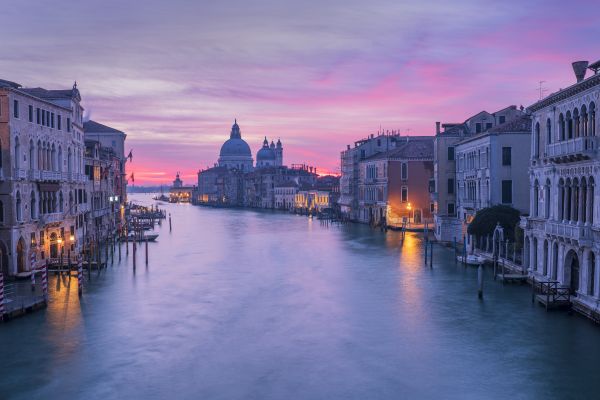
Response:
[537, 81, 548, 100]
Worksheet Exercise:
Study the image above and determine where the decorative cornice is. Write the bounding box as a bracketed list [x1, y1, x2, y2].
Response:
[528, 74, 600, 112]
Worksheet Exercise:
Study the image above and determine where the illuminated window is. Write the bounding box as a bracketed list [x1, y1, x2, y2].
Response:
[401, 186, 408, 202]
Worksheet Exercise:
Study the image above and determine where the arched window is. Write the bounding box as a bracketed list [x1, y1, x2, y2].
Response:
[51, 192, 57, 213]
[545, 179, 551, 218]
[546, 119, 552, 145]
[0, 201, 4, 223]
[591, 102, 596, 137]
[534, 122, 540, 157]
[37, 140, 42, 170]
[16, 191, 22, 222]
[67, 148, 72, 173]
[58, 146, 63, 172]
[558, 178, 565, 221]
[574, 108, 580, 137]
[29, 139, 35, 170]
[533, 180, 539, 216]
[581, 105, 588, 137]
[30, 190, 36, 219]
[59, 191, 64, 212]
[14, 136, 20, 169]
[559, 113, 565, 141]
[566, 111, 573, 139]
[51, 144, 56, 171]
[590, 176, 595, 224]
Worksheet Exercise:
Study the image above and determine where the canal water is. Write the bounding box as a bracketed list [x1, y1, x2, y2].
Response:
[1, 194, 600, 400]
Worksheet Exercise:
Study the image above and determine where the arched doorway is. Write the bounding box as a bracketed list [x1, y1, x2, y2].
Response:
[16, 237, 26, 273]
[49, 232, 58, 259]
[565, 249, 580, 294]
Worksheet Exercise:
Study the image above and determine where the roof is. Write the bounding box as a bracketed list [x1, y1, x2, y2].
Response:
[84, 120, 125, 134]
[364, 137, 434, 161]
[487, 115, 531, 133]
[528, 71, 600, 112]
[0, 79, 21, 89]
[276, 180, 299, 188]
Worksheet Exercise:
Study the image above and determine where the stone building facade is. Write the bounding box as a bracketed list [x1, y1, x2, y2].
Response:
[0, 79, 87, 276]
[523, 60, 600, 318]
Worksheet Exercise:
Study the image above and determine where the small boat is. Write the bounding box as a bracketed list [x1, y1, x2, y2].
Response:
[121, 233, 159, 242]
[457, 254, 485, 266]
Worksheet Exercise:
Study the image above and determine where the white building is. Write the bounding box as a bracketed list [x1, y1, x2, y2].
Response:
[274, 181, 298, 210]
[433, 106, 524, 242]
[523, 59, 600, 318]
[455, 114, 531, 229]
[218, 120, 254, 172]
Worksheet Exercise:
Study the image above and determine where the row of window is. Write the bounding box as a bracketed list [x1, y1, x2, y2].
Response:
[13, 99, 72, 132]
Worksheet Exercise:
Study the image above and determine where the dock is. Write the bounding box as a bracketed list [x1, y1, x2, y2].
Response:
[532, 279, 572, 311]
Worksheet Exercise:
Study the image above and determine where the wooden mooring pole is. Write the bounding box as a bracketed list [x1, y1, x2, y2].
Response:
[478, 264, 484, 299]
[145, 238, 148, 266]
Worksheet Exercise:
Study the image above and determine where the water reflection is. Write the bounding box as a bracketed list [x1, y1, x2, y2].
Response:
[1, 194, 600, 400]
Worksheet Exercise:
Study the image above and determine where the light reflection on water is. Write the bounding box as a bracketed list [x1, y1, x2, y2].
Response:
[1, 193, 600, 400]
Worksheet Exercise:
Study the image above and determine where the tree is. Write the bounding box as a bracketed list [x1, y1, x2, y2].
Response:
[467, 205, 521, 242]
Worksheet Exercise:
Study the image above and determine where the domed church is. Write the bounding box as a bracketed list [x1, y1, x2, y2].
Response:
[256, 137, 283, 168]
[218, 120, 254, 171]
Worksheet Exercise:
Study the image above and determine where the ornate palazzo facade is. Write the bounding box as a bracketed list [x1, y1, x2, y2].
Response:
[524, 61, 600, 317]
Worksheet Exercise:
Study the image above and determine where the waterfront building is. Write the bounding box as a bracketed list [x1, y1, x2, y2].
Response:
[83, 139, 123, 243]
[433, 106, 524, 242]
[294, 187, 333, 213]
[83, 120, 127, 204]
[196, 166, 244, 206]
[218, 120, 254, 172]
[169, 172, 194, 203]
[455, 114, 531, 238]
[0, 79, 87, 276]
[274, 181, 298, 210]
[357, 137, 434, 226]
[339, 133, 401, 220]
[523, 59, 600, 318]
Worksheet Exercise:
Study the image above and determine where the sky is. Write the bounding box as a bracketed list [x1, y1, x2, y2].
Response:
[0, 0, 598, 184]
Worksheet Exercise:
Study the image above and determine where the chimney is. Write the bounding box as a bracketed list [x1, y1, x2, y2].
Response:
[572, 61, 589, 83]
[435, 122, 441, 135]
[347, 144, 350, 150]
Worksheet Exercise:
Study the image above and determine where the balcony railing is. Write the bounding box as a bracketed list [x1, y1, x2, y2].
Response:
[13, 168, 27, 180]
[545, 221, 592, 242]
[41, 171, 61, 181]
[43, 213, 63, 224]
[546, 136, 599, 161]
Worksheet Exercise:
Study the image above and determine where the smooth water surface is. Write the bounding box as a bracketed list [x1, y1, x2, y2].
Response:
[1, 194, 600, 400]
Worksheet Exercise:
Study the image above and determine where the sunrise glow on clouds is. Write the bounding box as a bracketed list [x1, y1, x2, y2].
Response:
[1, 0, 598, 184]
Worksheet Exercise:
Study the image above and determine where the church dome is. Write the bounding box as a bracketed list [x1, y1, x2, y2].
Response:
[257, 146, 276, 160]
[219, 119, 252, 158]
[220, 138, 252, 157]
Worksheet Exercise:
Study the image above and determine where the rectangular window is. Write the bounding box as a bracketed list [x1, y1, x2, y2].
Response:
[58, 115, 62, 130]
[67, 117, 71, 132]
[499, 115, 506, 124]
[401, 186, 408, 202]
[51, 112, 55, 128]
[502, 180, 512, 204]
[39, 230, 45, 246]
[502, 147, 512, 166]
[401, 162, 408, 180]
[447, 146, 455, 161]
[430, 203, 435, 213]
[447, 203, 455, 215]
[28, 105, 33, 122]
[42, 109, 46, 125]
[13, 100, 19, 118]
[36, 108, 40, 124]
[476, 122, 482, 133]
[447, 178, 454, 194]
[486, 122, 493, 130]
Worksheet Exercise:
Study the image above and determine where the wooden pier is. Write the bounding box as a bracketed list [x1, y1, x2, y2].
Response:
[532, 279, 571, 310]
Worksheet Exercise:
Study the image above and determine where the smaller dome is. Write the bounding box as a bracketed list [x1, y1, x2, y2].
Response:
[257, 147, 276, 160]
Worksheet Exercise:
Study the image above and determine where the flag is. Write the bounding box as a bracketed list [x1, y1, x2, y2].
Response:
[127, 150, 133, 162]
[130, 172, 135, 183]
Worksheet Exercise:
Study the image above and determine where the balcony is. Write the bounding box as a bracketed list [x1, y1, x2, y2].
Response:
[546, 136, 599, 163]
[43, 212, 63, 224]
[13, 168, 27, 180]
[78, 203, 90, 213]
[41, 171, 61, 181]
[29, 170, 40, 180]
[545, 221, 592, 244]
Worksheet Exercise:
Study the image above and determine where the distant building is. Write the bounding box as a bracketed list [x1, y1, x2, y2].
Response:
[358, 137, 434, 226]
[256, 137, 283, 168]
[455, 115, 531, 251]
[169, 172, 194, 203]
[432, 106, 524, 242]
[339, 133, 403, 220]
